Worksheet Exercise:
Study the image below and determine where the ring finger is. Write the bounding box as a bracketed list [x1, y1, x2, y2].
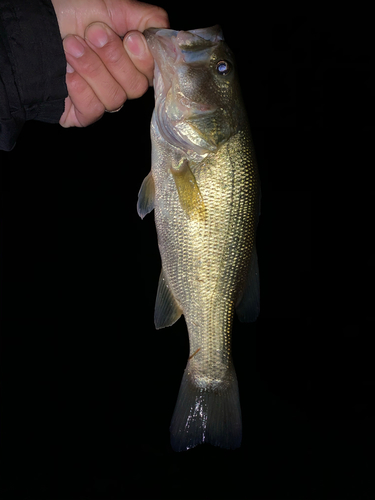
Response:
[60, 68, 105, 127]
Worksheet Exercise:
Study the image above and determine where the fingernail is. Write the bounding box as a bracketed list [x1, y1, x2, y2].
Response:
[86, 24, 109, 49]
[124, 32, 147, 57]
[64, 36, 85, 58]
[66, 62, 74, 74]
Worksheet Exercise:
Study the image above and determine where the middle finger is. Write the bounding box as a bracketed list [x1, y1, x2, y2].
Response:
[63, 35, 127, 112]
[85, 22, 150, 100]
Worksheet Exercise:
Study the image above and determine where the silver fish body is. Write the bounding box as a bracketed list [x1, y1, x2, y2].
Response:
[138, 25, 260, 451]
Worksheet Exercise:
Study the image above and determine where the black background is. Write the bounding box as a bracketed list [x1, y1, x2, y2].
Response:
[1, 3, 374, 499]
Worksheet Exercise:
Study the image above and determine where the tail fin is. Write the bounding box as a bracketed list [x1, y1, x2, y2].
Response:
[170, 363, 242, 451]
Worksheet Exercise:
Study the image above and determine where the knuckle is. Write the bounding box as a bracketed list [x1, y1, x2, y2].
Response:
[67, 74, 104, 116]
[109, 86, 127, 109]
[79, 94, 105, 123]
[126, 75, 149, 100]
[102, 42, 124, 66]
[146, 6, 169, 28]
[80, 57, 102, 78]
[89, 98, 105, 118]
[66, 72, 87, 95]
[66, 49, 102, 79]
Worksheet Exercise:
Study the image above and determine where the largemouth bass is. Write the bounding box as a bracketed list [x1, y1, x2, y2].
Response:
[138, 25, 260, 451]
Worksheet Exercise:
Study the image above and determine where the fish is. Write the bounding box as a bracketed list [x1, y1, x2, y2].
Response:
[137, 25, 260, 451]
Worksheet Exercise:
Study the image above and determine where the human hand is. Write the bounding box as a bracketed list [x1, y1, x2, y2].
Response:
[51, 0, 169, 127]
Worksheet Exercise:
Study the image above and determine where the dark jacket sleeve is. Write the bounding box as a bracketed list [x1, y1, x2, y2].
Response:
[0, 0, 67, 151]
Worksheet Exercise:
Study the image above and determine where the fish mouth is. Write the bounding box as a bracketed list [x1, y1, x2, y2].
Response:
[144, 26, 229, 155]
[144, 26, 223, 114]
[144, 25, 224, 59]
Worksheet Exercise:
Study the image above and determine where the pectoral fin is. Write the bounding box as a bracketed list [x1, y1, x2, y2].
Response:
[171, 159, 206, 221]
[137, 172, 155, 219]
[236, 248, 260, 322]
[154, 269, 182, 329]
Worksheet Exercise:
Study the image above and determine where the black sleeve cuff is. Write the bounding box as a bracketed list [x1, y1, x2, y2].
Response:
[0, 0, 67, 150]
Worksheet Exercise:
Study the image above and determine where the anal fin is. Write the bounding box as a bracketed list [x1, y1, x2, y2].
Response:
[236, 248, 260, 322]
[154, 269, 182, 329]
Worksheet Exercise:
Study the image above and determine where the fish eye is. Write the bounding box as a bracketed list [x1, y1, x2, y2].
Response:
[216, 60, 231, 76]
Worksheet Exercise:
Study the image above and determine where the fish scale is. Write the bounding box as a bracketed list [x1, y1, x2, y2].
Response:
[138, 26, 260, 451]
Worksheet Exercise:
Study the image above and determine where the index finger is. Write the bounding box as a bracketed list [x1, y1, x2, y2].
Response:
[123, 30, 154, 86]
[106, 0, 169, 36]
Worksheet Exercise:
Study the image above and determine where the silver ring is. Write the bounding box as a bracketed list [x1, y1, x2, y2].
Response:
[105, 104, 124, 113]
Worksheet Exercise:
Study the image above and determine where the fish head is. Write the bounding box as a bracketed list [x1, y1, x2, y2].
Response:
[145, 26, 245, 157]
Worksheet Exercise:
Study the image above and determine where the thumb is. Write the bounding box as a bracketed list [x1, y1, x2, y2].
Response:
[107, 0, 169, 35]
